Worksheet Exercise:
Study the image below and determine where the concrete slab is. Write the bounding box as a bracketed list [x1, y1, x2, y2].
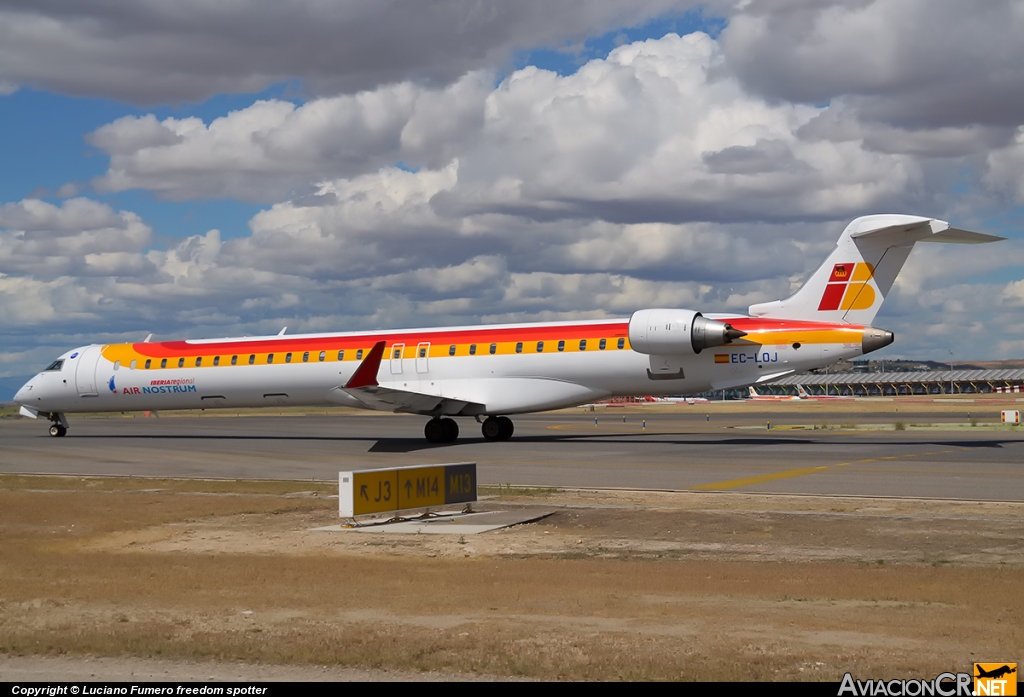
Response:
[310, 509, 555, 534]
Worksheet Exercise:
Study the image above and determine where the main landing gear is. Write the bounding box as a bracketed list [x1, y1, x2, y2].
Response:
[424, 417, 459, 444]
[481, 416, 514, 441]
[423, 416, 515, 443]
[47, 413, 68, 438]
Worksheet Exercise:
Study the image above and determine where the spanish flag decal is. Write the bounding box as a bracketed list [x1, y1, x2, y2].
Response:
[818, 262, 876, 311]
[714, 354, 730, 364]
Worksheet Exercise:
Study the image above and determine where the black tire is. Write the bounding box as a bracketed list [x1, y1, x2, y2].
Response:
[49, 425, 60, 437]
[440, 417, 459, 443]
[481, 417, 502, 441]
[424, 419, 444, 443]
[497, 416, 514, 441]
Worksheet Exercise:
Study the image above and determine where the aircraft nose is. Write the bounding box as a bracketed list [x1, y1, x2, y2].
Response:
[13, 380, 33, 405]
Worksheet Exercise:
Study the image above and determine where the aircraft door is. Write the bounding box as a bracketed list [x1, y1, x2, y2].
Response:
[75, 345, 102, 397]
[390, 344, 405, 375]
[416, 342, 430, 373]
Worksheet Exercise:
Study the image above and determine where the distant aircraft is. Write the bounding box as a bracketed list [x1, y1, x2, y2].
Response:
[15, 215, 1000, 442]
[747, 386, 802, 401]
[796, 384, 854, 400]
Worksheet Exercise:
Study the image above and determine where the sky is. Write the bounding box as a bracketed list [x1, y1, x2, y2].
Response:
[3, 0, 1024, 399]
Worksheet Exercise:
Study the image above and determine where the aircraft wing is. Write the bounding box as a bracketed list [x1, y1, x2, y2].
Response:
[711, 370, 794, 391]
[336, 340, 486, 415]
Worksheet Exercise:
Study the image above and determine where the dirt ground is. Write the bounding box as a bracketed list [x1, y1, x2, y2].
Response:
[1, 475, 1022, 681]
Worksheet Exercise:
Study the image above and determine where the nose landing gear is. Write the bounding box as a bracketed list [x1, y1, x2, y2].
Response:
[481, 416, 514, 441]
[424, 417, 459, 444]
[47, 413, 68, 437]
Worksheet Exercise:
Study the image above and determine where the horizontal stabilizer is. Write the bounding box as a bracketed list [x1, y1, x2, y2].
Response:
[922, 227, 1005, 244]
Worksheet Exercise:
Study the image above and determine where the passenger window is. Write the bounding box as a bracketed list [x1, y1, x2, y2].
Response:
[231, 355, 238, 365]
[469, 344, 476, 355]
[178, 357, 185, 368]
[579, 339, 587, 351]
[267, 354, 274, 364]
[356, 349, 364, 360]
[516, 342, 523, 354]
[213, 356, 220, 366]
[130, 359, 137, 370]
[249, 354, 256, 365]
[420, 346, 428, 358]
[145, 359, 152, 369]
[449, 345, 456, 356]
[393, 348, 401, 359]
[490, 343, 497, 355]
[617, 338, 625, 349]
[161, 358, 167, 369]
[113, 360, 121, 370]
[285, 352, 292, 363]
[536, 341, 544, 353]
[319, 351, 326, 362]
[599, 339, 607, 350]
[337, 350, 344, 361]
[303, 352, 309, 362]
[557, 340, 565, 352]
[195, 357, 202, 367]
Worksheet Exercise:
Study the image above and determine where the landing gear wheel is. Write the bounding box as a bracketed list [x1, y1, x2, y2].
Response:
[496, 416, 514, 441]
[482, 416, 514, 441]
[49, 424, 66, 438]
[482, 416, 502, 441]
[425, 419, 444, 443]
[440, 417, 459, 443]
[425, 418, 459, 444]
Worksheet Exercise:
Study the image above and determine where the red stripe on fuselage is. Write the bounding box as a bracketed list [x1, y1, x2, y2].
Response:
[123, 317, 862, 358]
[129, 321, 631, 357]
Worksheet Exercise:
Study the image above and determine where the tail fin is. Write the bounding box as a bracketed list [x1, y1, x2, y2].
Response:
[797, 385, 809, 398]
[748, 386, 759, 397]
[748, 215, 1002, 324]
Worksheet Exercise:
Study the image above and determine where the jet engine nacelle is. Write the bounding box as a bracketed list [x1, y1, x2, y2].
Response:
[628, 308, 747, 355]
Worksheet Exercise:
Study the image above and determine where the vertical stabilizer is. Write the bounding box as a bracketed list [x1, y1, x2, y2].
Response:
[748, 215, 1003, 324]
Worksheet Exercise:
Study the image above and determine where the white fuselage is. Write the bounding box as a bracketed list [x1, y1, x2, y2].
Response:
[15, 316, 869, 418]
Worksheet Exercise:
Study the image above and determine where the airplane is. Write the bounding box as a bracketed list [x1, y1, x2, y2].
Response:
[975, 665, 1016, 680]
[14, 214, 1001, 443]
[747, 386, 802, 401]
[796, 384, 854, 400]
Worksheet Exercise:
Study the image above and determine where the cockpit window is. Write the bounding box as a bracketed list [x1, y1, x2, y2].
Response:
[44, 360, 64, 372]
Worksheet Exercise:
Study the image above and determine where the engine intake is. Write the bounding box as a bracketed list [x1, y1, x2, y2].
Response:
[629, 308, 747, 355]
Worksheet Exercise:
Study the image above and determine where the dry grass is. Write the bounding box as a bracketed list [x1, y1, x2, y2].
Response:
[1, 476, 1022, 680]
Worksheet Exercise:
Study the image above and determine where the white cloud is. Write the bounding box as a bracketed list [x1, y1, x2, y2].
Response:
[89, 33, 926, 223]
[0, 198, 154, 279]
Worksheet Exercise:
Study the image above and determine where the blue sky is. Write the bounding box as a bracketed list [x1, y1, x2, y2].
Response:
[2, 1, 1024, 399]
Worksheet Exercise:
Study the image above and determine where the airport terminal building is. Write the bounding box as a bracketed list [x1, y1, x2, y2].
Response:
[763, 369, 1024, 397]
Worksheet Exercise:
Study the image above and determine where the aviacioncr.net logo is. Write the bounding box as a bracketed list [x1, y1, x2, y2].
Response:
[839, 672, 973, 696]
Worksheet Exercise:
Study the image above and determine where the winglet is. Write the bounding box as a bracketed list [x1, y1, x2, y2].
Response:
[345, 341, 387, 389]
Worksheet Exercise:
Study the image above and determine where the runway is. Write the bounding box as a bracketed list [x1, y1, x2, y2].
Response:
[3, 409, 1023, 500]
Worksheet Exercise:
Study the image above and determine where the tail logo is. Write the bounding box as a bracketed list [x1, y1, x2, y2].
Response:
[818, 262, 876, 312]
